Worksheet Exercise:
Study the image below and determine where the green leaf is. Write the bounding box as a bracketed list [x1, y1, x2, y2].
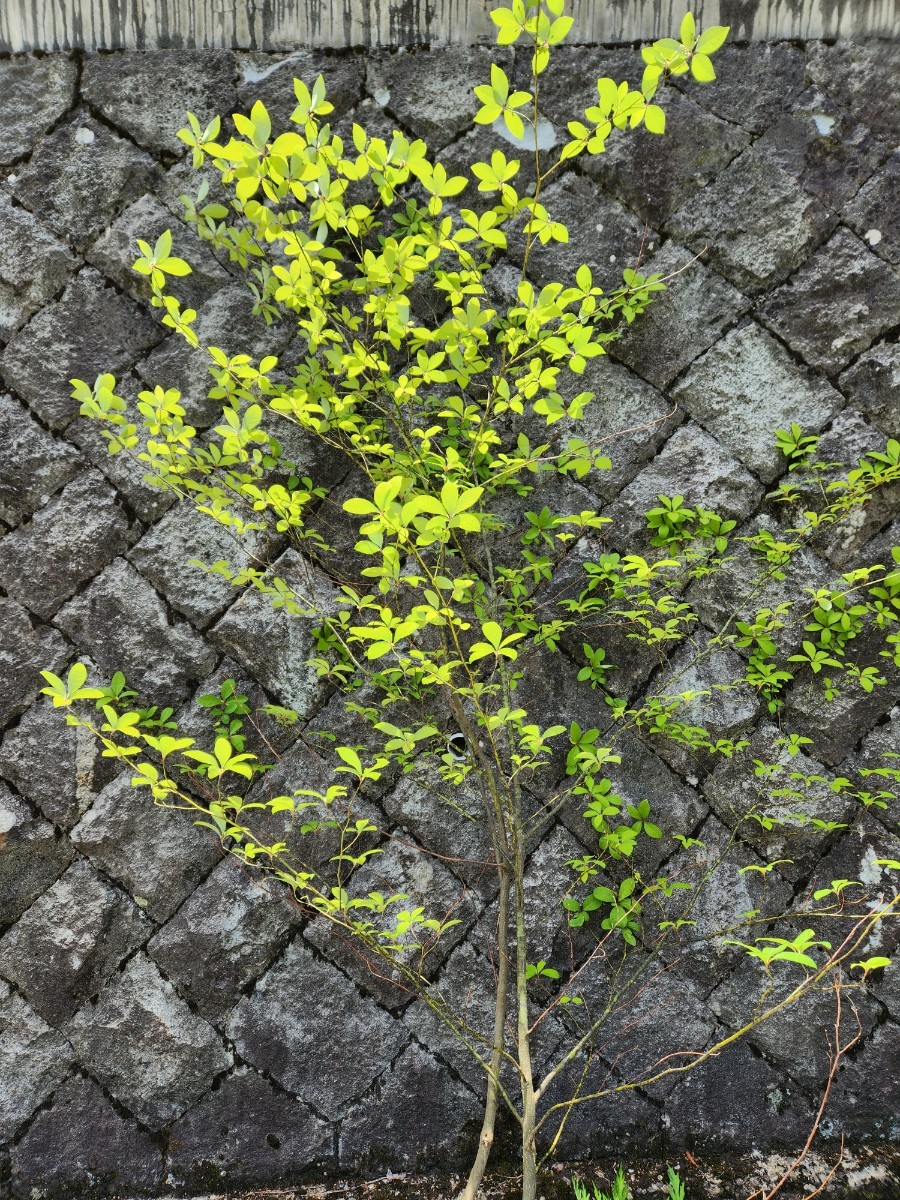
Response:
[680, 11, 696, 45]
[691, 53, 716, 82]
[644, 104, 666, 134]
[697, 25, 729, 54]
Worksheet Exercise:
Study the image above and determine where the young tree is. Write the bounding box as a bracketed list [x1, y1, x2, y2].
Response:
[45, 4, 900, 1197]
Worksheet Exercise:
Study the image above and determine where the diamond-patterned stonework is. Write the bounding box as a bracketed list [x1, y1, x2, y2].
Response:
[0, 37, 898, 1197]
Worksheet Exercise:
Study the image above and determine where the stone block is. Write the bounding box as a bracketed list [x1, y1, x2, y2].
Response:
[0, 983, 72, 1141]
[366, 47, 510, 152]
[609, 240, 750, 390]
[654, 817, 793, 995]
[209, 549, 337, 717]
[82, 50, 239, 158]
[665, 147, 837, 296]
[305, 834, 479, 1009]
[9, 1074, 164, 1199]
[0, 859, 148, 1027]
[0, 57, 77, 166]
[0, 694, 121, 830]
[54, 558, 217, 706]
[339, 1042, 480, 1171]
[752, 86, 889, 211]
[506, 172, 647, 295]
[510, 46, 637, 130]
[167, 1067, 332, 1190]
[848, 712, 900, 834]
[603, 422, 764, 552]
[137, 282, 295, 429]
[0, 195, 79, 342]
[703, 724, 856, 882]
[0, 268, 163, 431]
[0, 597, 68, 728]
[66, 953, 231, 1129]
[237, 49, 365, 131]
[0, 471, 132, 618]
[844, 150, 900, 266]
[710, 953, 879, 1087]
[0, 784, 73, 925]
[758, 228, 900, 376]
[664, 1039, 814, 1151]
[806, 41, 900, 144]
[674, 43, 807, 135]
[381, 762, 498, 897]
[582, 89, 749, 228]
[225, 939, 407, 1119]
[10, 117, 159, 251]
[87, 194, 230, 308]
[839, 340, 900, 440]
[0, 393, 82, 526]
[71, 772, 221, 923]
[826, 1021, 900, 1142]
[129, 499, 281, 629]
[670, 322, 844, 481]
[540, 1056, 662, 1158]
[148, 858, 300, 1025]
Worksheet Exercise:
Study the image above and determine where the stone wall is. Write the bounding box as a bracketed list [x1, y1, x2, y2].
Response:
[0, 35, 899, 1200]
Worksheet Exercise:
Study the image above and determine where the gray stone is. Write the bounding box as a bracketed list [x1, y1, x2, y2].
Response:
[540, 1056, 662, 1158]
[703, 724, 855, 882]
[54, 558, 217, 706]
[226, 939, 407, 1118]
[0, 393, 82, 525]
[609, 240, 750, 390]
[0, 784, 73, 925]
[839, 340, 900, 440]
[758, 228, 900, 376]
[237, 49, 365, 130]
[0, 597, 68, 727]
[603, 422, 764, 552]
[71, 772, 221, 922]
[710, 953, 878, 1087]
[670, 322, 844, 481]
[9, 1074, 164, 1198]
[209, 549, 337, 717]
[688, 513, 832, 655]
[806, 40, 900, 144]
[0, 268, 163, 430]
[654, 816, 793, 994]
[664, 1039, 814, 1150]
[137, 282, 295, 428]
[87, 194, 231, 308]
[167, 1067, 332, 1190]
[844, 150, 900, 267]
[0, 694, 121, 830]
[826, 1021, 900, 1142]
[0, 859, 147, 1026]
[381, 765, 498, 897]
[506, 172, 647, 295]
[665, 146, 838, 296]
[510, 46, 637, 130]
[674, 43, 807, 135]
[82, 50, 239, 158]
[0, 56, 77, 165]
[752, 86, 889, 212]
[0, 983, 73, 1141]
[582, 88, 749, 228]
[560, 727, 708, 879]
[0, 471, 132, 618]
[129, 499, 280, 629]
[66, 953, 231, 1129]
[148, 858, 299, 1025]
[849, 712, 900, 834]
[305, 834, 479, 1009]
[10, 116, 159, 250]
[339, 1042, 480, 1171]
[366, 47, 509, 152]
[0, 195, 79, 342]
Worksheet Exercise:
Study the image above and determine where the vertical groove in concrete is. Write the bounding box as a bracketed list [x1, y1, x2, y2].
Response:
[0, 0, 896, 51]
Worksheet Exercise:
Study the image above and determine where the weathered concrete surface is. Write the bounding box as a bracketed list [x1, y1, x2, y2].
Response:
[1, 0, 897, 51]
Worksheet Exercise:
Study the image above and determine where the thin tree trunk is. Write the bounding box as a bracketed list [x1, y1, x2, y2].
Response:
[461, 866, 510, 1200]
[514, 834, 538, 1200]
